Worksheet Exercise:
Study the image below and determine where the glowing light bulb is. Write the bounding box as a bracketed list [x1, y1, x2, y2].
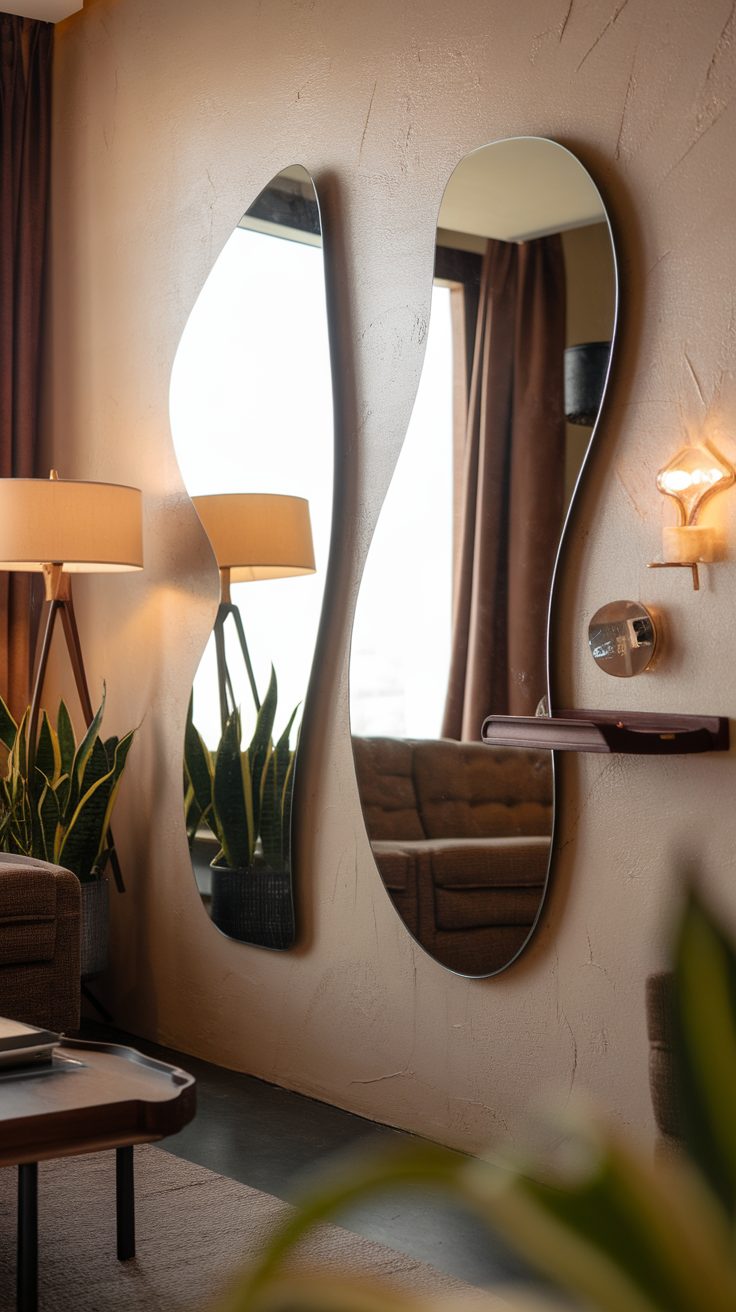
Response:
[656, 442, 734, 565]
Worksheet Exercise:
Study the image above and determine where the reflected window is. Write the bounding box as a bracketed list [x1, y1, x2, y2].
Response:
[351, 284, 454, 739]
[171, 222, 332, 749]
[171, 166, 333, 950]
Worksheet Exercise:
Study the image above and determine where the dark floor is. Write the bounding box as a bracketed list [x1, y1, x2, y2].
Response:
[82, 1020, 536, 1291]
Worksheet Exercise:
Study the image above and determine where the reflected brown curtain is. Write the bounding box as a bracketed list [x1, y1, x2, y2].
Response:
[442, 236, 566, 739]
[0, 15, 52, 717]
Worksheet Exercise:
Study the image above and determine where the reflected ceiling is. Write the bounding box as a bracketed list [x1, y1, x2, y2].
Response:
[438, 136, 606, 242]
[4, 1, 83, 18]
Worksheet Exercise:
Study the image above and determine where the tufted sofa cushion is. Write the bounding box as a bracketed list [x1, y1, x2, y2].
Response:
[412, 739, 552, 839]
[351, 737, 426, 841]
[352, 736, 553, 843]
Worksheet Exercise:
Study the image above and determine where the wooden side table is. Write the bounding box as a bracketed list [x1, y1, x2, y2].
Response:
[0, 1038, 196, 1312]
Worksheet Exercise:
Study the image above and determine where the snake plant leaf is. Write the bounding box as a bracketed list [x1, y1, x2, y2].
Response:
[248, 667, 278, 839]
[103, 736, 119, 769]
[35, 712, 61, 787]
[95, 731, 135, 864]
[671, 890, 736, 1219]
[213, 710, 253, 869]
[184, 781, 200, 843]
[259, 750, 281, 869]
[0, 695, 17, 753]
[30, 767, 48, 855]
[281, 752, 295, 838]
[8, 708, 29, 793]
[36, 777, 61, 864]
[72, 686, 106, 789]
[80, 734, 109, 801]
[53, 767, 72, 817]
[260, 749, 295, 868]
[56, 767, 115, 879]
[274, 706, 298, 803]
[184, 697, 215, 827]
[56, 700, 76, 777]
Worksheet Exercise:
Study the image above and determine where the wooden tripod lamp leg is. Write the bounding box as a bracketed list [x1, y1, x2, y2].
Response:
[28, 600, 61, 776]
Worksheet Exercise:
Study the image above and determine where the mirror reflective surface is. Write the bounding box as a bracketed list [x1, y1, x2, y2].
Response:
[350, 138, 616, 977]
[171, 166, 333, 948]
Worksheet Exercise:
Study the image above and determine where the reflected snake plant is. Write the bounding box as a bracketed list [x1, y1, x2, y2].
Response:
[220, 890, 736, 1312]
[184, 668, 298, 872]
[0, 689, 135, 883]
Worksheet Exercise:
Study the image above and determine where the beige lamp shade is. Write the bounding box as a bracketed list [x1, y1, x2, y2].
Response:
[193, 493, 316, 581]
[0, 476, 143, 572]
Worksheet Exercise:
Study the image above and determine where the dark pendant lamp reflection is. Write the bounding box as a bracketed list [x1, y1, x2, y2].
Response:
[192, 493, 316, 726]
[0, 469, 144, 892]
[564, 341, 612, 426]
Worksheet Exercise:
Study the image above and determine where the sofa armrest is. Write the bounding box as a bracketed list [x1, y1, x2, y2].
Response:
[0, 857, 81, 1033]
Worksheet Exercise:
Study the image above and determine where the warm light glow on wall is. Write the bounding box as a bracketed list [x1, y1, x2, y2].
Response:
[656, 442, 734, 567]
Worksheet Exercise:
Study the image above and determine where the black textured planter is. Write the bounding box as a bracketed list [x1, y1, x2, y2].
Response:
[564, 340, 611, 426]
[210, 864, 294, 949]
[80, 875, 109, 978]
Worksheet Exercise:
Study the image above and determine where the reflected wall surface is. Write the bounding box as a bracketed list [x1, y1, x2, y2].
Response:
[350, 138, 616, 977]
[170, 166, 333, 949]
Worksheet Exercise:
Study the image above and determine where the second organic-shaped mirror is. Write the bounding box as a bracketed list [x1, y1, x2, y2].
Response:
[171, 166, 333, 948]
[350, 138, 616, 977]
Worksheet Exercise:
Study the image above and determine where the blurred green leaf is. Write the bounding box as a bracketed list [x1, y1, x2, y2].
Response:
[222, 892, 736, 1312]
[672, 891, 736, 1217]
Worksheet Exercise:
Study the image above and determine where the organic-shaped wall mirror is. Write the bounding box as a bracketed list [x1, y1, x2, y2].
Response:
[350, 138, 616, 977]
[170, 166, 333, 949]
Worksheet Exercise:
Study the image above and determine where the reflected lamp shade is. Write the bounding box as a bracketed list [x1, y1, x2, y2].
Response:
[192, 493, 316, 581]
[0, 476, 143, 572]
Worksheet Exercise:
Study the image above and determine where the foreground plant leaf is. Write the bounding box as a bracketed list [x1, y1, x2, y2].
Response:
[671, 890, 736, 1218]
[224, 1121, 736, 1312]
[221, 1270, 559, 1312]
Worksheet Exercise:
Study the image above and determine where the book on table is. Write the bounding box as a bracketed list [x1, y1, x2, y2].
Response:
[0, 1017, 60, 1069]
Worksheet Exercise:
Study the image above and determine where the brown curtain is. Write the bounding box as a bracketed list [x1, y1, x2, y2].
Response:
[442, 236, 566, 740]
[0, 14, 52, 717]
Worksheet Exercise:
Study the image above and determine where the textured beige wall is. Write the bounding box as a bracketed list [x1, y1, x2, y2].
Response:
[47, 0, 736, 1153]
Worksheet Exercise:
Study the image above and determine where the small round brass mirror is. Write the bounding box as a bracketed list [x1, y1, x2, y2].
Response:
[588, 601, 658, 677]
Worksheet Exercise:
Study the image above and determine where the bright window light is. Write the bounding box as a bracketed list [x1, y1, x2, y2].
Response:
[350, 285, 454, 739]
[170, 226, 333, 748]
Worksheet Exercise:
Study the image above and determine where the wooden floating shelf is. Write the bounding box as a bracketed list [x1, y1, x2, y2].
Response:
[481, 709, 730, 755]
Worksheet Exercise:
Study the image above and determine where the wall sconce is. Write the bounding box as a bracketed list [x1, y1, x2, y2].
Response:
[649, 442, 734, 590]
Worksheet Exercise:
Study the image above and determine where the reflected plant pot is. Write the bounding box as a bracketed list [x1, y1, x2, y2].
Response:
[80, 874, 109, 978]
[210, 862, 294, 950]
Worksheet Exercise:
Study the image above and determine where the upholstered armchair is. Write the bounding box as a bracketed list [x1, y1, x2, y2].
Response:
[0, 854, 81, 1033]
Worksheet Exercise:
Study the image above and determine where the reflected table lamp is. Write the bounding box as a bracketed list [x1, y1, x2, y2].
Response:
[0, 469, 143, 891]
[192, 493, 315, 730]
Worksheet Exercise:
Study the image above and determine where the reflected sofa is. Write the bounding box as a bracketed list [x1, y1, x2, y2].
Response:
[0, 854, 81, 1033]
[352, 736, 553, 974]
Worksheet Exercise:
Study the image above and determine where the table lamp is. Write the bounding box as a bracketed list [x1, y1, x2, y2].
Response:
[192, 492, 315, 730]
[0, 470, 143, 891]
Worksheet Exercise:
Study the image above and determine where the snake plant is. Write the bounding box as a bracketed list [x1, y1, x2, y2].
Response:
[222, 889, 736, 1312]
[184, 667, 298, 872]
[0, 689, 135, 883]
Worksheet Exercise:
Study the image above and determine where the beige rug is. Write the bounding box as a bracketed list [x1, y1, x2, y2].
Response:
[0, 1144, 487, 1311]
